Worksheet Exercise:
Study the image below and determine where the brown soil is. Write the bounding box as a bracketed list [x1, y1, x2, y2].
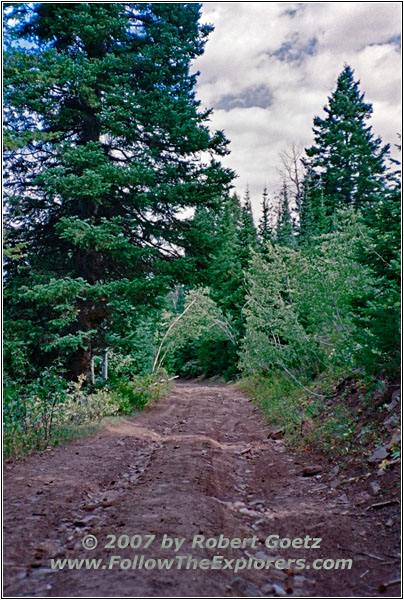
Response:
[3, 383, 401, 597]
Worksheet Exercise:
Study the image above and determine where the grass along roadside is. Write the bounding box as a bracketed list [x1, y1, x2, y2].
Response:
[238, 371, 400, 463]
[4, 369, 174, 459]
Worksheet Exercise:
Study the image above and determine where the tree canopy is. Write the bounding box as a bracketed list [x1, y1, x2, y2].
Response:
[4, 2, 233, 379]
[300, 65, 390, 237]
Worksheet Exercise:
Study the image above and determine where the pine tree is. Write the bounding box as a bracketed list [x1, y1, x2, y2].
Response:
[3, 3, 233, 380]
[208, 195, 243, 323]
[298, 169, 328, 242]
[183, 205, 220, 287]
[258, 186, 274, 244]
[301, 65, 389, 235]
[352, 164, 401, 375]
[276, 182, 295, 246]
[208, 190, 257, 337]
[238, 186, 258, 258]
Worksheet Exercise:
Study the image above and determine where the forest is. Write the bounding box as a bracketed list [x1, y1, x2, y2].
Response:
[3, 3, 401, 459]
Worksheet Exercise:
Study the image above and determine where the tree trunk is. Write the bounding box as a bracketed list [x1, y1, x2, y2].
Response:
[67, 297, 109, 381]
[69, 343, 92, 382]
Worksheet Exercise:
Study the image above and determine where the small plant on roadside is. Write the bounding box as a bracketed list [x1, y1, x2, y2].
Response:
[4, 365, 69, 455]
[4, 364, 172, 458]
[391, 440, 401, 460]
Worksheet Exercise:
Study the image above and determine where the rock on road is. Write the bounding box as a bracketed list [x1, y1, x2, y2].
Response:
[3, 383, 400, 597]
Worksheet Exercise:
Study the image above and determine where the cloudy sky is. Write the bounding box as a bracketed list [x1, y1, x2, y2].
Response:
[192, 2, 402, 219]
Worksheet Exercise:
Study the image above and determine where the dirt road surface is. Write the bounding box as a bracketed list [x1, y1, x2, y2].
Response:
[3, 383, 401, 597]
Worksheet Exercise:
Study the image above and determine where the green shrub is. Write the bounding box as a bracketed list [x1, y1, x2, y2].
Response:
[240, 217, 373, 383]
[3, 367, 172, 458]
[238, 373, 302, 434]
[154, 288, 237, 378]
[4, 366, 70, 455]
[239, 370, 385, 458]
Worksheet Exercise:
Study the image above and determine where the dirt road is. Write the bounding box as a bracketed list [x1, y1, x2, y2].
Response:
[3, 383, 401, 597]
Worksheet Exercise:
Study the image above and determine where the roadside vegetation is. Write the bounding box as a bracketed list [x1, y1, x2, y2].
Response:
[4, 366, 172, 458]
[239, 373, 398, 461]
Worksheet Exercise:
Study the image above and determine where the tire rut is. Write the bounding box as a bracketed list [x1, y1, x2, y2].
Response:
[3, 383, 400, 597]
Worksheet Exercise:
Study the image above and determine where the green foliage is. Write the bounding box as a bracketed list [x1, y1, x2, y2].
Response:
[240, 244, 320, 378]
[296, 216, 375, 368]
[296, 67, 400, 379]
[4, 366, 69, 454]
[106, 320, 156, 379]
[301, 65, 389, 238]
[298, 169, 329, 240]
[240, 67, 399, 386]
[240, 213, 378, 386]
[276, 182, 295, 246]
[239, 371, 384, 458]
[351, 181, 401, 375]
[238, 374, 302, 434]
[258, 186, 275, 244]
[4, 2, 233, 380]
[303, 400, 358, 455]
[108, 369, 171, 414]
[172, 337, 239, 381]
[207, 192, 258, 344]
[207, 196, 244, 328]
[238, 187, 259, 258]
[4, 367, 171, 458]
[154, 288, 236, 378]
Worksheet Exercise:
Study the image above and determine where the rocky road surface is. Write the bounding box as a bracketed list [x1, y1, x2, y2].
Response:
[3, 383, 401, 597]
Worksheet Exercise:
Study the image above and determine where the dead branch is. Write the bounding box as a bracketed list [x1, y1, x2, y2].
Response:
[365, 499, 399, 511]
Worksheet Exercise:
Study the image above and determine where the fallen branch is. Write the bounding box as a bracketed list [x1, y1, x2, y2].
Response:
[378, 578, 401, 592]
[365, 499, 399, 511]
[152, 375, 179, 386]
[278, 363, 326, 399]
[239, 444, 253, 455]
[337, 545, 385, 562]
[384, 578, 401, 588]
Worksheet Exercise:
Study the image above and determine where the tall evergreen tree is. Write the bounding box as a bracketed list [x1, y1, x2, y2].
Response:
[258, 186, 274, 244]
[4, 3, 233, 380]
[208, 190, 257, 335]
[208, 194, 243, 326]
[238, 186, 258, 257]
[352, 161, 401, 375]
[276, 182, 294, 246]
[184, 205, 219, 286]
[298, 169, 328, 242]
[300, 65, 390, 235]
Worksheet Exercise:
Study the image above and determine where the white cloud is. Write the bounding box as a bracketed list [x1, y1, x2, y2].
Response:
[193, 2, 402, 218]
